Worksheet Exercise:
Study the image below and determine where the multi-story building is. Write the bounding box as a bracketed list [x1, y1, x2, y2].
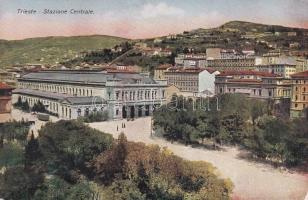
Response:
[165, 67, 220, 97]
[13, 70, 167, 120]
[0, 82, 13, 113]
[154, 64, 172, 80]
[207, 57, 256, 71]
[215, 71, 291, 102]
[290, 71, 308, 118]
[175, 54, 207, 68]
[255, 64, 297, 78]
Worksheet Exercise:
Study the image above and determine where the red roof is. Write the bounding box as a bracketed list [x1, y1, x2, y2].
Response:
[167, 67, 205, 73]
[290, 70, 308, 78]
[218, 70, 280, 77]
[204, 68, 219, 74]
[156, 64, 173, 70]
[228, 79, 262, 83]
[0, 82, 13, 90]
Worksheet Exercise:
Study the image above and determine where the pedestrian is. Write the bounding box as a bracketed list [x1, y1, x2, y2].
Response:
[117, 125, 119, 131]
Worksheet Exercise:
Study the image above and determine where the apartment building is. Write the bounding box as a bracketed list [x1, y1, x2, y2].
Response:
[165, 67, 220, 97]
[290, 71, 308, 118]
[215, 71, 291, 102]
[255, 64, 297, 78]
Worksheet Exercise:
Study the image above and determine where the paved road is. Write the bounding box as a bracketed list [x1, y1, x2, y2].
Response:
[89, 117, 308, 200]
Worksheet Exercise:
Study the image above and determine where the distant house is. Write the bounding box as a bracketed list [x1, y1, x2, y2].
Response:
[287, 32, 297, 37]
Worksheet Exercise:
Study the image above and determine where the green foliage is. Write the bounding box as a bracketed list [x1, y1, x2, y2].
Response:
[0, 120, 30, 142]
[37, 120, 113, 182]
[13, 97, 30, 112]
[154, 94, 307, 166]
[79, 110, 109, 123]
[0, 142, 24, 168]
[31, 101, 46, 113]
[93, 135, 233, 199]
[0, 166, 43, 200]
[25, 133, 41, 168]
[0, 35, 128, 67]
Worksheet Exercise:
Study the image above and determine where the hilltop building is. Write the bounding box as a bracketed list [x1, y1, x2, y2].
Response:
[13, 70, 167, 120]
[206, 48, 256, 71]
[175, 54, 207, 68]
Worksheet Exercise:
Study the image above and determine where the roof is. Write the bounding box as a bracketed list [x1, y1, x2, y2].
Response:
[18, 71, 158, 85]
[227, 79, 262, 83]
[156, 64, 173, 70]
[0, 82, 13, 90]
[13, 88, 105, 105]
[20, 71, 111, 85]
[13, 88, 69, 100]
[204, 68, 219, 74]
[290, 70, 308, 79]
[166, 67, 205, 73]
[217, 70, 281, 77]
[61, 96, 107, 105]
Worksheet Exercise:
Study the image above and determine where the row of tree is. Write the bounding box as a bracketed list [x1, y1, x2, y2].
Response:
[153, 94, 308, 167]
[0, 120, 233, 199]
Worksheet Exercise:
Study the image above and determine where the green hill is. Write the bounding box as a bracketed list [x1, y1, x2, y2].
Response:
[219, 20, 303, 33]
[0, 35, 128, 67]
[142, 20, 308, 55]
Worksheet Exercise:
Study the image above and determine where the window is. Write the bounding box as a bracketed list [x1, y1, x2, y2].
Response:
[85, 108, 89, 116]
[295, 103, 298, 108]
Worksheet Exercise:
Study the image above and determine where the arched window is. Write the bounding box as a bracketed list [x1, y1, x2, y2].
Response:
[85, 108, 89, 116]
[77, 108, 81, 116]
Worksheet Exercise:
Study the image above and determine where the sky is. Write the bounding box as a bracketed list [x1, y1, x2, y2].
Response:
[0, 0, 308, 40]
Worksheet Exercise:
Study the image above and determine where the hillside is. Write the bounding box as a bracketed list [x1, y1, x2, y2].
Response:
[0, 35, 128, 67]
[219, 20, 302, 33]
[142, 20, 308, 55]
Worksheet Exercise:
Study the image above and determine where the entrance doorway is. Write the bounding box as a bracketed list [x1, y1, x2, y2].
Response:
[145, 105, 150, 116]
[130, 106, 135, 119]
[138, 106, 142, 117]
[122, 106, 127, 118]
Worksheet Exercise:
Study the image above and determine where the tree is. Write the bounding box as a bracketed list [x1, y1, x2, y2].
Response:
[25, 133, 41, 168]
[32, 101, 46, 113]
[0, 166, 43, 200]
[37, 120, 113, 182]
[93, 133, 128, 184]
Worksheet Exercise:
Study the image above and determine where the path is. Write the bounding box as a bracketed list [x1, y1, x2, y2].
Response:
[89, 117, 308, 200]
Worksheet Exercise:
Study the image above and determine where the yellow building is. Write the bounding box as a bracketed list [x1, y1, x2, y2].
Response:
[154, 64, 172, 80]
[290, 71, 308, 118]
[165, 84, 181, 102]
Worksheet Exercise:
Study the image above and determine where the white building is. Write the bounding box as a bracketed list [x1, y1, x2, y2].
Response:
[165, 67, 220, 97]
[13, 70, 167, 120]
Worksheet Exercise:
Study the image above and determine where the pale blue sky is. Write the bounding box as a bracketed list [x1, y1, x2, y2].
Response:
[0, 0, 307, 39]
